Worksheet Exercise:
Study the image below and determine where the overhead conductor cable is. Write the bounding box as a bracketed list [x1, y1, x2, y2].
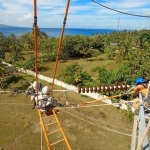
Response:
[92, 0, 150, 18]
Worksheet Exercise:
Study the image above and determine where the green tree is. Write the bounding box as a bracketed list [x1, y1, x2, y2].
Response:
[58, 63, 92, 85]
[23, 55, 35, 71]
[20, 33, 34, 54]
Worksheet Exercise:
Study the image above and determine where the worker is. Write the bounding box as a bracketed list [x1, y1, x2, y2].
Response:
[35, 86, 58, 115]
[27, 81, 44, 92]
[132, 77, 148, 110]
[134, 77, 147, 96]
[25, 81, 44, 109]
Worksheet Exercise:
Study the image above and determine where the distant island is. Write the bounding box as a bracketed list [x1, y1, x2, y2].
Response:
[0, 24, 28, 28]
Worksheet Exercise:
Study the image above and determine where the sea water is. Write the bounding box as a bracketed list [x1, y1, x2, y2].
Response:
[0, 27, 117, 37]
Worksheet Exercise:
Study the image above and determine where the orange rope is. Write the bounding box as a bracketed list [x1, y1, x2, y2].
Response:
[51, 0, 70, 94]
[33, 1, 72, 149]
[78, 94, 121, 106]
[33, 0, 51, 149]
[33, 0, 39, 96]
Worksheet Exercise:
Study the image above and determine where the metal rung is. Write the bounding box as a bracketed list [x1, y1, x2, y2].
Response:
[47, 129, 61, 135]
[51, 139, 64, 146]
[45, 121, 57, 127]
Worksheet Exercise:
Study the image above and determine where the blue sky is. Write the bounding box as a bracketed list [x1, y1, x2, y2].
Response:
[0, 0, 150, 29]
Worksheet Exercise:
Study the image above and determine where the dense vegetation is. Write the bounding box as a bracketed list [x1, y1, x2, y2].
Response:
[0, 29, 150, 88]
[2, 28, 150, 150]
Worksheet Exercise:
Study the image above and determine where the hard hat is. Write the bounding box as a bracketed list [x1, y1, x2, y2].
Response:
[32, 81, 42, 90]
[135, 78, 146, 85]
[42, 86, 50, 95]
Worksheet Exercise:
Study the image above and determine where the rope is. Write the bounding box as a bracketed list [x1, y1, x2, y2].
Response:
[33, 1, 52, 149]
[32, 0, 72, 149]
[33, 0, 39, 97]
[41, 122, 43, 150]
[0, 103, 32, 105]
[0, 90, 12, 92]
[51, 0, 70, 93]
[59, 92, 133, 137]
[78, 94, 120, 106]
[57, 103, 120, 109]
[62, 109, 132, 137]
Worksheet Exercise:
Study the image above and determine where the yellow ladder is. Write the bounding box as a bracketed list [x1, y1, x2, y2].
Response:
[37, 109, 72, 150]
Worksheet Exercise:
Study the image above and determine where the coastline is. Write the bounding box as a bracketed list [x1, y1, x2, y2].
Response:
[0, 27, 119, 37]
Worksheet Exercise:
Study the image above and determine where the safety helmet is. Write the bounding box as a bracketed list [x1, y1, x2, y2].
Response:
[135, 78, 146, 85]
[42, 86, 50, 95]
[32, 81, 42, 90]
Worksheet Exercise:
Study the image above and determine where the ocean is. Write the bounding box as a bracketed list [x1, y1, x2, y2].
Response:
[0, 27, 117, 37]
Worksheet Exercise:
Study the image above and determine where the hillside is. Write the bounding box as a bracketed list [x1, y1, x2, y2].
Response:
[0, 24, 26, 28]
[0, 24, 17, 28]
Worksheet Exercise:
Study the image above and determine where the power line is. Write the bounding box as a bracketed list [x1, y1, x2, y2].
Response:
[92, 0, 150, 18]
[64, 109, 132, 137]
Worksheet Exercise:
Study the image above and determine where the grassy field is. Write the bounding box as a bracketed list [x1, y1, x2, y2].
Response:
[0, 71, 135, 150]
[0, 54, 145, 150]
[5, 52, 118, 80]
[39, 54, 119, 80]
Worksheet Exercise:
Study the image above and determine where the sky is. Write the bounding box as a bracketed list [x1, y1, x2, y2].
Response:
[0, 0, 150, 30]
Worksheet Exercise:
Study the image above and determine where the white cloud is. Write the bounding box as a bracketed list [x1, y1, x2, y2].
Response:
[17, 14, 32, 21]
[0, 0, 149, 29]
